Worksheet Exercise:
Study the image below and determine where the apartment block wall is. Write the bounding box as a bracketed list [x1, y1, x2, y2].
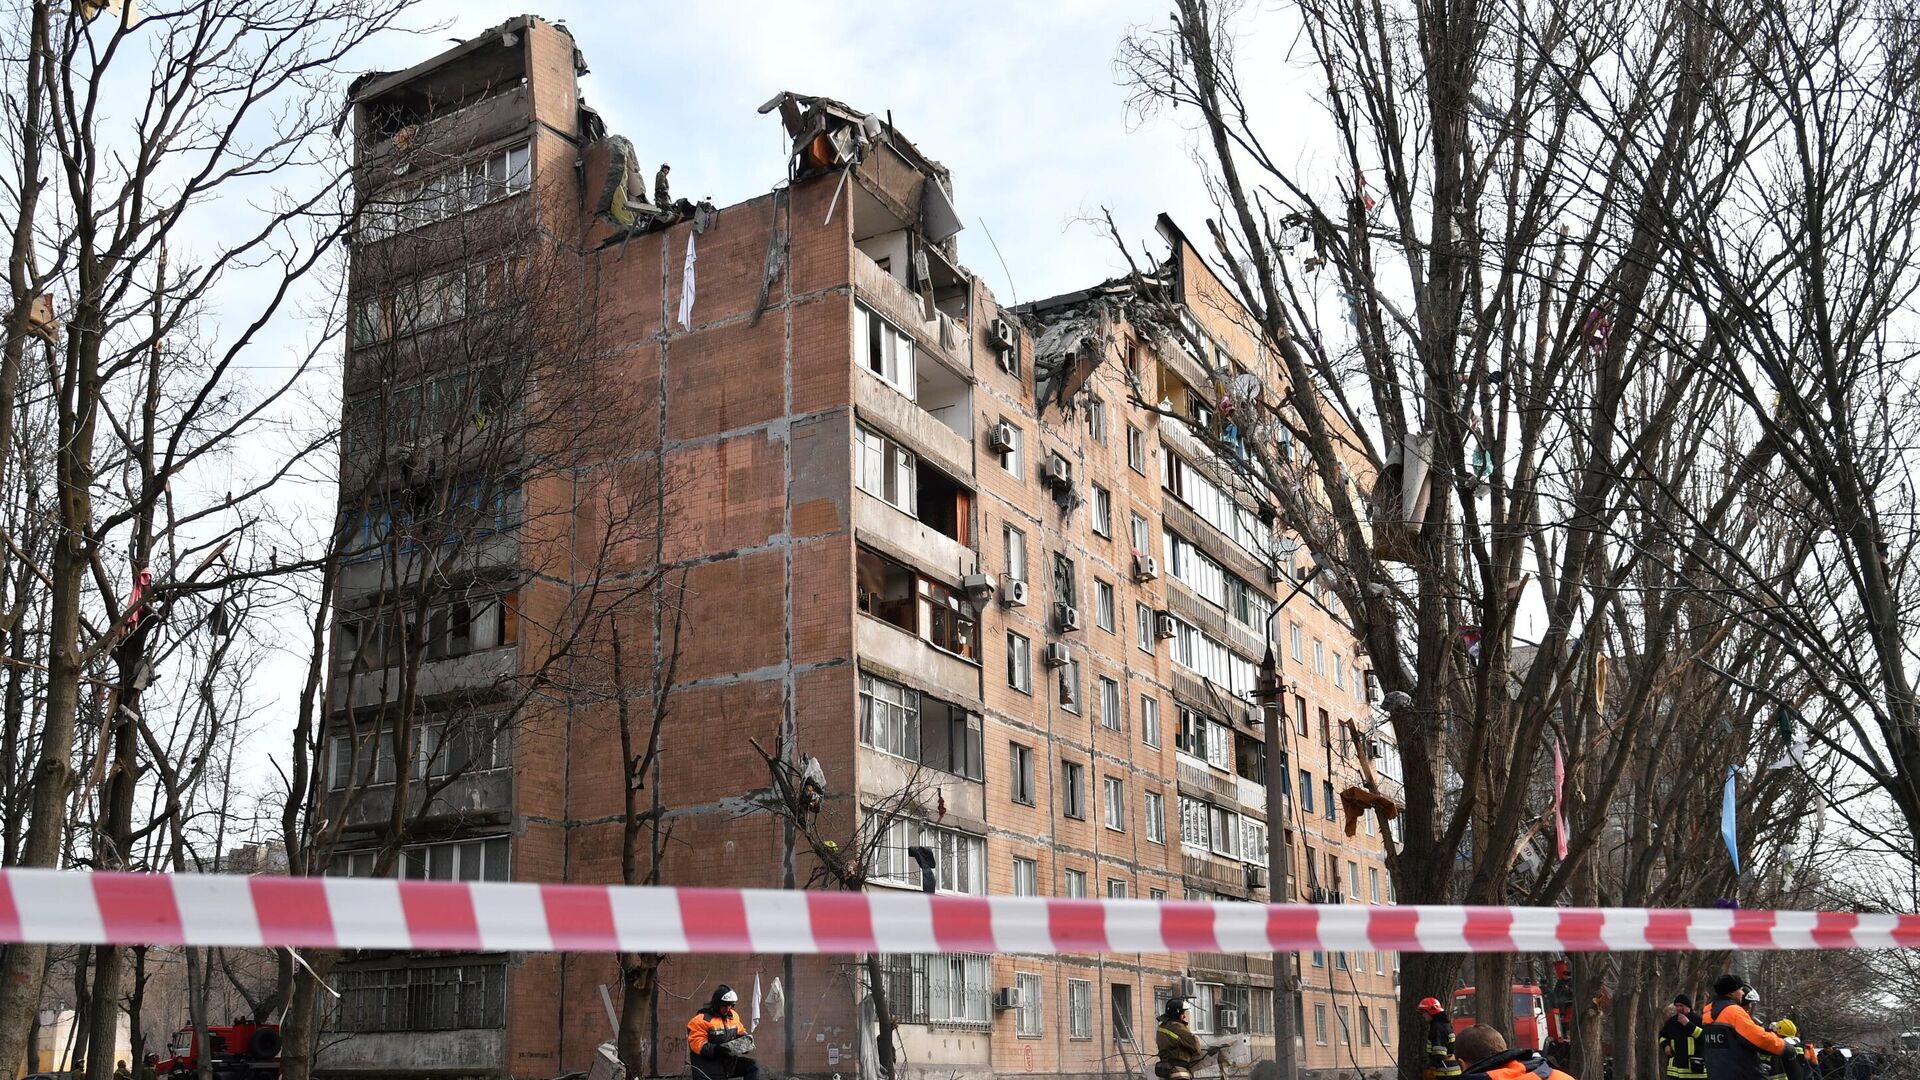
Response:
[334, 18, 1404, 1080]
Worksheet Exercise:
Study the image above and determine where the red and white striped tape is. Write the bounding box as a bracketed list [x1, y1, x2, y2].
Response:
[0, 869, 1912, 953]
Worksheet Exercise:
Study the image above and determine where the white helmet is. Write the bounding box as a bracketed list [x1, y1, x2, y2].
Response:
[721, 988, 739, 1004]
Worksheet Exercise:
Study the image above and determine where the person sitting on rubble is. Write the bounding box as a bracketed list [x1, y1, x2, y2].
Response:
[688, 984, 759, 1080]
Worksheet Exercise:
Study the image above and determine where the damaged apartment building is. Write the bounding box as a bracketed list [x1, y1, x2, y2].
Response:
[327, 15, 1402, 1080]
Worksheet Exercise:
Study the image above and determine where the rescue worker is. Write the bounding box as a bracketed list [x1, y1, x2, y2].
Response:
[1155, 996, 1219, 1080]
[1702, 974, 1785, 1080]
[1454, 1023, 1578, 1080]
[1766, 1018, 1812, 1080]
[1421, 997, 1464, 1080]
[1663, 994, 1709, 1080]
[688, 984, 759, 1080]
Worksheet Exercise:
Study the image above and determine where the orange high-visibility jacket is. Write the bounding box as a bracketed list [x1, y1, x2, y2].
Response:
[688, 1007, 748, 1058]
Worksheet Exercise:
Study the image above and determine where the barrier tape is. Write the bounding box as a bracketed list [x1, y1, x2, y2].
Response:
[0, 869, 1912, 953]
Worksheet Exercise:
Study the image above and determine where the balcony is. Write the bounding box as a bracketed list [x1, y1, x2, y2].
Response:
[322, 1029, 505, 1074]
[326, 767, 512, 832]
[854, 350, 973, 479]
[330, 643, 519, 713]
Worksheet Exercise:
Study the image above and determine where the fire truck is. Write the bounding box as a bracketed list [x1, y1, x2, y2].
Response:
[1451, 984, 1550, 1050]
[153, 1021, 281, 1079]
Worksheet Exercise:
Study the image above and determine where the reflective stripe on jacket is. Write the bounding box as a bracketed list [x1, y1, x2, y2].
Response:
[1664, 1014, 1709, 1079]
[1157, 1020, 1206, 1068]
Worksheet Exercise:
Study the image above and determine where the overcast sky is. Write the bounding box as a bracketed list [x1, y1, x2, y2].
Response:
[355, 0, 1307, 304]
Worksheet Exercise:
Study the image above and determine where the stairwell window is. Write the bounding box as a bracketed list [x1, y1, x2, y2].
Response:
[1141, 696, 1161, 748]
[1145, 790, 1165, 843]
[857, 303, 916, 396]
[1092, 484, 1113, 536]
[1065, 869, 1088, 897]
[1103, 776, 1125, 831]
[1315, 1004, 1328, 1045]
[856, 426, 917, 513]
[1095, 580, 1116, 632]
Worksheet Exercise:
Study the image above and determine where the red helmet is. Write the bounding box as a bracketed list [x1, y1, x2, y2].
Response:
[1419, 997, 1445, 1016]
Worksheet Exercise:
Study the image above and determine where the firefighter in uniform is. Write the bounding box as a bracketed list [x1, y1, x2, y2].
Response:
[688, 985, 760, 1080]
[1155, 997, 1218, 1080]
[1455, 1024, 1578, 1080]
[1702, 975, 1785, 1080]
[1767, 1019, 1814, 1080]
[1664, 994, 1709, 1080]
[1421, 997, 1464, 1080]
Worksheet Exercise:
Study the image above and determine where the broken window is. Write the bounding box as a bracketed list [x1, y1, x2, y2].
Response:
[855, 425, 917, 513]
[856, 302, 916, 395]
[356, 144, 531, 245]
[1052, 553, 1077, 611]
[919, 577, 978, 659]
[1091, 484, 1112, 537]
[1086, 396, 1108, 444]
[918, 698, 984, 782]
[856, 547, 918, 633]
[914, 459, 970, 543]
[416, 716, 511, 779]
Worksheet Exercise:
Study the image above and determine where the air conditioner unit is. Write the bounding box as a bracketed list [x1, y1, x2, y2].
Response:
[1133, 554, 1160, 582]
[1267, 564, 1287, 585]
[1217, 1007, 1242, 1033]
[1154, 612, 1177, 640]
[1054, 603, 1082, 633]
[1044, 643, 1071, 668]
[960, 573, 996, 602]
[989, 318, 1016, 352]
[1043, 453, 1072, 488]
[992, 987, 1024, 1011]
[1245, 866, 1268, 890]
[988, 421, 1017, 453]
[1000, 575, 1029, 607]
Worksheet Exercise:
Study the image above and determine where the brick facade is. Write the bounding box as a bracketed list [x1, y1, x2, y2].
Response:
[330, 17, 1401, 1080]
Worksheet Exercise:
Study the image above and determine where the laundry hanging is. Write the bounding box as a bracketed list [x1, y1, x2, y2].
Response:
[677, 232, 697, 329]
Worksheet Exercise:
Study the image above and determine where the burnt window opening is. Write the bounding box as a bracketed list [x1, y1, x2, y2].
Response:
[857, 547, 918, 633]
[914, 461, 971, 544]
[856, 546, 981, 664]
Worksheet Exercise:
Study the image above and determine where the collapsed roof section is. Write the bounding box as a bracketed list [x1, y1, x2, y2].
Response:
[759, 91, 963, 251]
[1022, 268, 1180, 415]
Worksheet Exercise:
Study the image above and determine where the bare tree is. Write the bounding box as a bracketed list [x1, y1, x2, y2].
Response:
[1107, 0, 1851, 1071]
[0, 2, 423, 1075]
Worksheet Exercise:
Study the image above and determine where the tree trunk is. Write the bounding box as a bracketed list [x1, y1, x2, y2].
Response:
[186, 947, 212, 1080]
[863, 954, 899, 1080]
[277, 952, 337, 1080]
[85, 946, 125, 1080]
[618, 960, 657, 1076]
[128, 946, 146, 1080]
[1400, 952, 1465, 1080]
